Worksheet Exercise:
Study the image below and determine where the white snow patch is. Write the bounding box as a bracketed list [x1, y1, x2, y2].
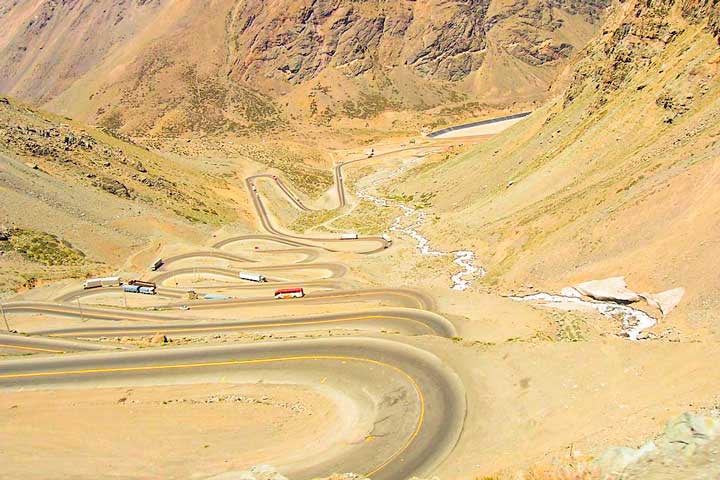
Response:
[510, 292, 657, 341]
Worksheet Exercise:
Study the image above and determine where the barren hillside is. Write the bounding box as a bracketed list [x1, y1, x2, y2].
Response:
[390, 0, 720, 336]
[0, 95, 237, 295]
[0, 0, 610, 137]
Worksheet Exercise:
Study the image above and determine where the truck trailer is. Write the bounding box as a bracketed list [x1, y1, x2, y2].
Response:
[123, 284, 156, 295]
[239, 272, 267, 283]
[150, 259, 164, 271]
[83, 277, 121, 289]
[202, 293, 232, 300]
[339, 233, 359, 240]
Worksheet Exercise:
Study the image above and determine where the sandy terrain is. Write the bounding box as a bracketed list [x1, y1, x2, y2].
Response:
[0, 383, 347, 479]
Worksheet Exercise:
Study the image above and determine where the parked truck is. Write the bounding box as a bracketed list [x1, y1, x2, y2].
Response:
[151, 258, 164, 271]
[239, 272, 267, 283]
[382, 234, 392, 246]
[339, 233, 359, 240]
[128, 280, 156, 288]
[83, 276, 121, 289]
[274, 287, 305, 299]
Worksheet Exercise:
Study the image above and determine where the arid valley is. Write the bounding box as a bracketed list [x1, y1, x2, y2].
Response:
[1, 1, 720, 479]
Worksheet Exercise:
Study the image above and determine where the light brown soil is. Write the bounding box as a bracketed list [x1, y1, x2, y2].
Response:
[0, 383, 343, 479]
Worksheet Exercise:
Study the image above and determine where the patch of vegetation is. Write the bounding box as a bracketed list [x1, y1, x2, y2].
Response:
[552, 311, 591, 342]
[342, 91, 401, 119]
[98, 110, 124, 132]
[291, 208, 346, 233]
[330, 201, 396, 235]
[1, 228, 87, 266]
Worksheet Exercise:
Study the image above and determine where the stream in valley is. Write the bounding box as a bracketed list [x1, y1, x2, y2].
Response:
[354, 157, 485, 291]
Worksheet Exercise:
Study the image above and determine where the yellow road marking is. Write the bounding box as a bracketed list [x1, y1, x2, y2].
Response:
[49, 314, 435, 337]
[0, 355, 425, 477]
[0, 343, 65, 354]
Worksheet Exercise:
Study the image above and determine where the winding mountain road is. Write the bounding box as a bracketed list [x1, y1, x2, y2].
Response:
[0, 134, 474, 479]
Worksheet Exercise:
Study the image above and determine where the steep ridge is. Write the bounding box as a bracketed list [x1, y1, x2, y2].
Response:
[0, 0, 610, 136]
[390, 0, 720, 334]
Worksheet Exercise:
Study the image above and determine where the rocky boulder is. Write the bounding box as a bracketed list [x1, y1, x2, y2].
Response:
[93, 176, 132, 199]
[149, 333, 169, 344]
[574, 277, 641, 303]
[596, 412, 720, 479]
[639, 287, 685, 317]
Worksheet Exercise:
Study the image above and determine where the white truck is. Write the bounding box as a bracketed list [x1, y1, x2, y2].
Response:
[339, 233, 359, 240]
[239, 272, 267, 283]
[382, 234, 392, 243]
[83, 276, 121, 289]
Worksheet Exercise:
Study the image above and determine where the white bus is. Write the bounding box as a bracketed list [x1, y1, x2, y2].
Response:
[274, 287, 305, 299]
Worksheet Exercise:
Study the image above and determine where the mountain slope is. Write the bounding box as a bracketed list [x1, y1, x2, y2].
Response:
[391, 0, 720, 335]
[0, 95, 238, 295]
[0, 0, 610, 137]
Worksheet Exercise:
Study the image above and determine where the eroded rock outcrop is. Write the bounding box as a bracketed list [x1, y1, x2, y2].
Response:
[226, 0, 603, 85]
[596, 412, 720, 479]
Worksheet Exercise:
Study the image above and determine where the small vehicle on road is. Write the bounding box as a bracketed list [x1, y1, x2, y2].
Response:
[151, 259, 164, 271]
[274, 287, 305, 299]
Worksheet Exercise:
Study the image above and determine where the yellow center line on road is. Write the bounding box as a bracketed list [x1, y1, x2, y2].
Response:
[49, 315, 435, 337]
[0, 343, 65, 354]
[0, 355, 425, 478]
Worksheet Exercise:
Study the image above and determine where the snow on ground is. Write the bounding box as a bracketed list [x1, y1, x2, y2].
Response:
[510, 292, 657, 341]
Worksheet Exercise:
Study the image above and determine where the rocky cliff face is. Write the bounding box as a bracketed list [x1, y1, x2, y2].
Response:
[226, 0, 492, 84]
[225, 0, 612, 87]
[0, 0, 610, 136]
[565, 0, 720, 106]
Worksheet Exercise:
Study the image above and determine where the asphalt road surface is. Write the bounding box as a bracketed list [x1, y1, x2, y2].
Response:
[0, 337, 465, 480]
